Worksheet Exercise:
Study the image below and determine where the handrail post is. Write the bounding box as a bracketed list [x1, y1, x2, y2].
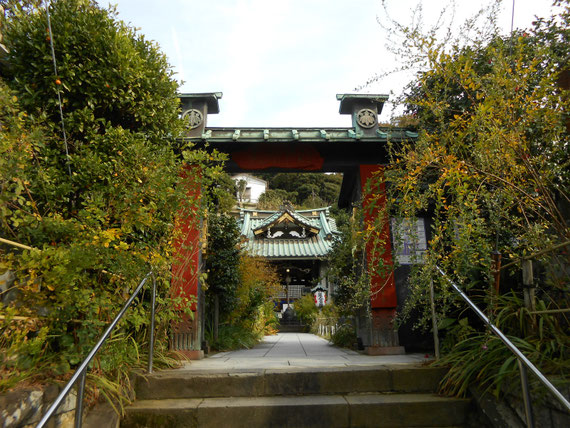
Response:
[429, 277, 440, 360]
[74, 369, 87, 428]
[518, 359, 535, 428]
[148, 273, 157, 374]
[522, 259, 537, 329]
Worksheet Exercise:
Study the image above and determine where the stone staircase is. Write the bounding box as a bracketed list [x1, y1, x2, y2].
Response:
[277, 308, 306, 333]
[277, 320, 306, 333]
[121, 364, 471, 427]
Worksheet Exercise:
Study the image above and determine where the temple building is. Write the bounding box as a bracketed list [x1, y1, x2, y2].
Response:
[232, 173, 267, 205]
[237, 203, 339, 309]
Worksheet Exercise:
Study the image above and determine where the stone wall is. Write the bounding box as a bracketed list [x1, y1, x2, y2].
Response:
[0, 385, 76, 428]
[470, 385, 570, 428]
[0, 385, 121, 428]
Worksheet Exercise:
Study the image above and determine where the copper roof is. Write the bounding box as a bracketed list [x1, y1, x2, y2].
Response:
[238, 206, 339, 259]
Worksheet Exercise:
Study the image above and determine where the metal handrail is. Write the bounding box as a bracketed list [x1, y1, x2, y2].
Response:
[435, 266, 570, 427]
[36, 271, 157, 428]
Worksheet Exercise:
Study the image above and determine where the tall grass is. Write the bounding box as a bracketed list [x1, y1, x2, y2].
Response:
[435, 292, 569, 401]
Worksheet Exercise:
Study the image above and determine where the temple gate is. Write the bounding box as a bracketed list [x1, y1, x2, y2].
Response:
[172, 93, 420, 358]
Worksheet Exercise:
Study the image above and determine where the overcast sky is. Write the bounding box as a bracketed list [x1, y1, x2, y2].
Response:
[101, 0, 554, 128]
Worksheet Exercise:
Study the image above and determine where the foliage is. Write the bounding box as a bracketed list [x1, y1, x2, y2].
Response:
[0, 0, 226, 408]
[4, 0, 181, 143]
[294, 294, 319, 326]
[205, 232, 280, 352]
[235, 178, 247, 205]
[231, 254, 280, 325]
[330, 320, 357, 349]
[206, 324, 264, 352]
[204, 215, 241, 320]
[435, 293, 569, 399]
[365, 0, 570, 398]
[205, 171, 237, 213]
[312, 304, 339, 337]
[257, 189, 291, 210]
[327, 210, 371, 315]
[220, 253, 281, 350]
[380, 1, 568, 322]
[320, 302, 338, 319]
[256, 173, 343, 209]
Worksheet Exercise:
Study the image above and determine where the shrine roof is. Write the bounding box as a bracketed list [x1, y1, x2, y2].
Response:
[238, 206, 339, 259]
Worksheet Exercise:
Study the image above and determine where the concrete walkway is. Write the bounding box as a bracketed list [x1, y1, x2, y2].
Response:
[178, 333, 429, 372]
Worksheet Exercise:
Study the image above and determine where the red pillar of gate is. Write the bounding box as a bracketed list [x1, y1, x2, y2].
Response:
[360, 165, 405, 355]
[171, 165, 203, 359]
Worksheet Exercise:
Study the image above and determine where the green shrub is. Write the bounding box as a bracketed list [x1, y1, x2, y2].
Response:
[204, 215, 241, 319]
[0, 0, 225, 409]
[294, 294, 319, 327]
[321, 302, 338, 319]
[331, 321, 357, 349]
[207, 324, 263, 352]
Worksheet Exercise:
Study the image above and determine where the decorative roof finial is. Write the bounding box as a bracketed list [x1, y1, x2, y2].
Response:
[280, 201, 294, 212]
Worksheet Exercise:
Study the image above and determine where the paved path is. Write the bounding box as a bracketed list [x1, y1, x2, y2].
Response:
[178, 333, 429, 372]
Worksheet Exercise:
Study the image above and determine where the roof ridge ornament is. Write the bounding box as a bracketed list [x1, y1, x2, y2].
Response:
[179, 92, 222, 137]
[337, 93, 388, 136]
[280, 201, 295, 212]
[356, 109, 377, 129]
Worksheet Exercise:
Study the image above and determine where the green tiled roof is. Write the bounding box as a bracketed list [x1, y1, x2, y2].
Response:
[238, 206, 339, 259]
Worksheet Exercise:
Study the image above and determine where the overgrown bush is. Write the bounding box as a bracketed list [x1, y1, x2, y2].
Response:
[205, 245, 280, 351]
[204, 214, 241, 319]
[231, 255, 280, 328]
[0, 0, 225, 410]
[365, 1, 569, 400]
[327, 211, 370, 315]
[331, 320, 357, 349]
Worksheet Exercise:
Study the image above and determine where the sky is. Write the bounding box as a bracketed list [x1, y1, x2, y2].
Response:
[101, 0, 555, 128]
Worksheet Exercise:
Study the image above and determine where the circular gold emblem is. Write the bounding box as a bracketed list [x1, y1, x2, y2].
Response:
[356, 109, 377, 128]
[182, 109, 204, 129]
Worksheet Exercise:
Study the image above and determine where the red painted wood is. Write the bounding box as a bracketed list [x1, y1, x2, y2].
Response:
[171, 166, 201, 311]
[360, 165, 397, 308]
[232, 143, 324, 170]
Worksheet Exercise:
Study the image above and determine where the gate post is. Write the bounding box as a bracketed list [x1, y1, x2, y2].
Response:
[171, 166, 204, 359]
[170, 93, 221, 360]
[337, 94, 404, 355]
[360, 165, 405, 355]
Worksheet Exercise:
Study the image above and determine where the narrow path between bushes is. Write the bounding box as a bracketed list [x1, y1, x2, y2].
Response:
[177, 333, 428, 372]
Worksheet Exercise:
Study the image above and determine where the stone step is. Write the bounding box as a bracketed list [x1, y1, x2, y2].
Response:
[134, 365, 448, 400]
[277, 324, 306, 332]
[121, 392, 470, 428]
